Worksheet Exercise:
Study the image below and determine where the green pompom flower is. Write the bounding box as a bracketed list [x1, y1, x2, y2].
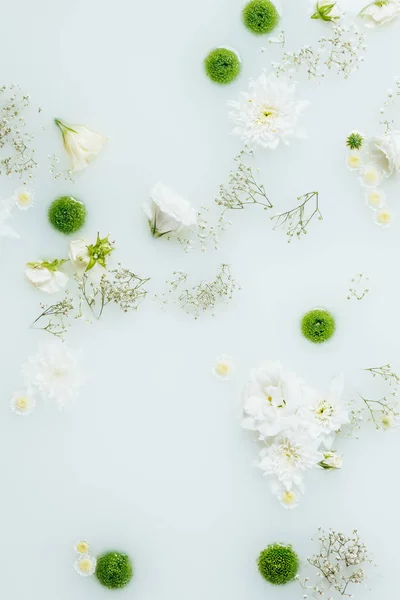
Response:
[346, 131, 364, 151]
[301, 308, 336, 344]
[48, 196, 86, 234]
[243, 0, 280, 35]
[258, 544, 299, 585]
[95, 551, 133, 589]
[204, 48, 241, 84]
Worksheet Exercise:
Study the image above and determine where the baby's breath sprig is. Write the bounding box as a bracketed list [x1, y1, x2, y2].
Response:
[347, 273, 369, 300]
[48, 153, 75, 182]
[358, 363, 400, 429]
[158, 264, 239, 318]
[364, 363, 400, 387]
[299, 528, 373, 598]
[271, 191, 322, 241]
[31, 291, 75, 341]
[0, 85, 38, 180]
[378, 77, 400, 132]
[76, 264, 150, 320]
[266, 30, 286, 47]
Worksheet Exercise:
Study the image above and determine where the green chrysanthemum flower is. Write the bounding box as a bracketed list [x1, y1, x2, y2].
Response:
[95, 551, 133, 589]
[204, 48, 241, 84]
[346, 132, 364, 150]
[301, 308, 336, 344]
[243, 0, 280, 35]
[257, 544, 299, 585]
[48, 196, 86, 234]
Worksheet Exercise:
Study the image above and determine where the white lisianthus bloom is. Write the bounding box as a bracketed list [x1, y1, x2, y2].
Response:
[318, 450, 343, 469]
[359, 0, 400, 27]
[299, 374, 349, 448]
[22, 344, 84, 407]
[311, 0, 342, 21]
[258, 430, 322, 489]
[74, 555, 97, 577]
[11, 391, 36, 416]
[143, 182, 197, 237]
[242, 361, 304, 439]
[229, 72, 309, 150]
[13, 187, 34, 210]
[369, 131, 400, 175]
[54, 118, 107, 172]
[25, 259, 69, 294]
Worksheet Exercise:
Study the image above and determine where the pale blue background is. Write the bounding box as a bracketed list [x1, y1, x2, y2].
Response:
[0, 0, 399, 598]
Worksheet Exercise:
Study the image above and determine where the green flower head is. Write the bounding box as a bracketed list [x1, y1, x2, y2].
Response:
[258, 544, 299, 585]
[204, 48, 241, 84]
[86, 233, 114, 271]
[301, 308, 336, 344]
[346, 131, 364, 150]
[95, 551, 133, 589]
[48, 196, 86, 235]
[243, 0, 280, 35]
[311, 1, 339, 21]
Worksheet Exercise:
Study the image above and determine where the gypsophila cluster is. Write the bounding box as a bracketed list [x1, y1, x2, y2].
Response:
[378, 77, 400, 133]
[48, 153, 75, 182]
[31, 291, 76, 340]
[299, 528, 373, 598]
[0, 85, 38, 180]
[358, 363, 400, 430]
[271, 192, 322, 241]
[272, 24, 366, 80]
[157, 264, 239, 318]
[347, 273, 369, 300]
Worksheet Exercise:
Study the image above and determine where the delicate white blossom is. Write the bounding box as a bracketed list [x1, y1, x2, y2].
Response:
[359, 165, 381, 188]
[74, 555, 97, 577]
[74, 541, 90, 555]
[381, 412, 400, 429]
[375, 207, 393, 227]
[359, 0, 400, 27]
[25, 260, 69, 294]
[13, 187, 34, 211]
[10, 391, 36, 416]
[346, 151, 362, 171]
[365, 189, 385, 210]
[143, 182, 197, 237]
[213, 355, 234, 380]
[22, 344, 84, 407]
[369, 131, 400, 175]
[54, 118, 107, 172]
[229, 72, 309, 149]
[271, 480, 304, 509]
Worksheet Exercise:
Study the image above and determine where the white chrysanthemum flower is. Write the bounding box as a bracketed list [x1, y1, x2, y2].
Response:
[229, 72, 309, 150]
[271, 480, 304, 509]
[359, 0, 400, 27]
[213, 355, 234, 380]
[13, 187, 34, 210]
[369, 131, 400, 175]
[347, 151, 362, 171]
[25, 260, 69, 294]
[258, 430, 322, 488]
[11, 391, 36, 416]
[74, 555, 97, 577]
[242, 361, 304, 439]
[143, 182, 197, 237]
[299, 374, 349, 448]
[359, 165, 381, 188]
[54, 118, 107, 172]
[22, 344, 84, 407]
[74, 540, 90, 555]
[365, 189, 385, 210]
[375, 207, 393, 227]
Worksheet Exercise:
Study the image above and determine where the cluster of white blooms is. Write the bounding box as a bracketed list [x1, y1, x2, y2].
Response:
[74, 540, 97, 577]
[242, 361, 349, 508]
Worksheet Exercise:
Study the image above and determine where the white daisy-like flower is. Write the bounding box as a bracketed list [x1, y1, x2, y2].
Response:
[74, 540, 90, 555]
[359, 165, 381, 188]
[242, 361, 304, 439]
[346, 151, 362, 171]
[258, 430, 322, 488]
[55, 118, 107, 172]
[74, 555, 97, 577]
[13, 187, 34, 210]
[10, 391, 36, 416]
[213, 355, 233, 380]
[365, 189, 385, 210]
[271, 480, 304, 509]
[22, 344, 84, 407]
[375, 207, 393, 227]
[381, 412, 400, 429]
[299, 374, 349, 448]
[229, 72, 309, 150]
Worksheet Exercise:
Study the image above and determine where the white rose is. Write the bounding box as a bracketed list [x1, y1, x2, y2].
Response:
[359, 0, 400, 27]
[370, 131, 400, 175]
[54, 119, 107, 172]
[25, 262, 69, 294]
[68, 238, 108, 282]
[143, 182, 197, 237]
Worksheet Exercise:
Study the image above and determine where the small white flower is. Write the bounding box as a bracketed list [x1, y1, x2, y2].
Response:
[369, 131, 400, 175]
[54, 118, 107, 172]
[375, 207, 393, 227]
[365, 189, 385, 210]
[229, 72, 309, 150]
[74, 555, 97, 577]
[359, 0, 400, 27]
[318, 450, 343, 469]
[213, 355, 233, 380]
[10, 391, 36, 416]
[22, 344, 84, 407]
[271, 480, 304, 509]
[359, 165, 381, 188]
[25, 260, 69, 294]
[74, 540, 90, 555]
[346, 151, 362, 171]
[381, 412, 400, 429]
[13, 187, 34, 210]
[143, 182, 197, 237]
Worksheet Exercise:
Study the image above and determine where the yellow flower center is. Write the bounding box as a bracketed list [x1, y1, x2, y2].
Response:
[216, 361, 230, 376]
[381, 415, 391, 428]
[18, 191, 31, 206]
[282, 490, 296, 505]
[377, 209, 391, 225]
[16, 397, 28, 410]
[79, 558, 92, 573]
[368, 191, 382, 208]
[258, 105, 278, 126]
[76, 541, 89, 554]
[347, 154, 361, 169]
